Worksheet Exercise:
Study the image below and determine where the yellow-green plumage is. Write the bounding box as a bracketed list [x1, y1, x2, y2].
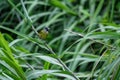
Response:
[39, 28, 49, 39]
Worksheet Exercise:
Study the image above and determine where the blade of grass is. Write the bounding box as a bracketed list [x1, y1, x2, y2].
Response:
[20, 0, 80, 79]
[49, 0, 77, 16]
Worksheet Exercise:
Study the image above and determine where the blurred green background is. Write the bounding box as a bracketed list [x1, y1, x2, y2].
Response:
[0, 0, 120, 80]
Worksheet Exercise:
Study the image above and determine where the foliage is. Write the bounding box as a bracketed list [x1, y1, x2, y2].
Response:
[0, 0, 120, 80]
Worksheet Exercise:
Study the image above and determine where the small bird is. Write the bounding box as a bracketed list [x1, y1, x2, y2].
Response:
[39, 27, 49, 39]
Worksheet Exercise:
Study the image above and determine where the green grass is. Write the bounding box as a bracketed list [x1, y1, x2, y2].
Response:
[0, 0, 120, 80]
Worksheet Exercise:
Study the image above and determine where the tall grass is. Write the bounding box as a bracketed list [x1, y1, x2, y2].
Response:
[0, 0, 120, 80]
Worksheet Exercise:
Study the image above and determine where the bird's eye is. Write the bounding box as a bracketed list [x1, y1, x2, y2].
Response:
[45, 27, 50, 32]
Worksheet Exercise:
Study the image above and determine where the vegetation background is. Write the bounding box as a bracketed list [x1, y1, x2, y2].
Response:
[0, 0, 120, 80]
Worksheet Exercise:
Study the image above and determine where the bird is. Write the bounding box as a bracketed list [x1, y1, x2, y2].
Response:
[39, 27, 49, 39]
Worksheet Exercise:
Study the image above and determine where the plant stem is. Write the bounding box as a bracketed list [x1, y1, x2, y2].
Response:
[20, 0, 80, 79]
